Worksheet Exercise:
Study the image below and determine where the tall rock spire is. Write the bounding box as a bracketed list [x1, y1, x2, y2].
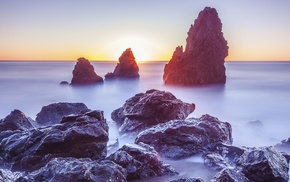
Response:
[163, 7, 228, 85]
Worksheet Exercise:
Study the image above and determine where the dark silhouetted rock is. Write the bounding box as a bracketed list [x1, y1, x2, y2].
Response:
[0, 110, 109, 172]
[59, 81, 69, 85]
[35, 102, 90, 126]
[71, 57, 103, 85]
[107, 142, 177, 180]
[135, 114, 232, 159]
[111, 89, 195, 134]
[0, 110, 35, 132]
[236, 146, 289, 182]
[211, 168, 249, 182]
[105, 48, 139, 79]
[21, 158, 127, 182]
[163, 7, 228, 85]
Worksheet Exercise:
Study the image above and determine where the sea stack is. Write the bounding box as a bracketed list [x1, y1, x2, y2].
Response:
[105, 48, 139, 79]
[163, 7, 228, 85]
[71, 57, 103, 85]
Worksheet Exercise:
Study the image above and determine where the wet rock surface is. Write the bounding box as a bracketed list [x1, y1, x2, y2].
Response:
[236, 146, 289, 182]
[19, 158, 127, 182]
[135, 114, 232, 159]
[111, 89, 195, 134]
[0, 110, 35, 132]
[107, 142, 177, 180]
[211, 168, 249, 182]
[71, 57, 103, 85]
[163, 7, 228, 85]
[35, 102, 90, 126]
[0, 110, 109, 171]
[105, 48, 139, 79]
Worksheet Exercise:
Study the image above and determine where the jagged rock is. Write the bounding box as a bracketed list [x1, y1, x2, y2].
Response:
[35, 102, 90, 126]
[203, 153, 231, 171]
[135, 114, 232, 159]
[275, 137, 290, 154]
[163, 7, 228, 85]
[0, 169, 24, 182]
[105, 48, 139, 79]
[236, 146, 289, 182]
[107, 142, 177, 180]
[0, 110, 109, 172]
[71, 57, 103, 85]
[20, 158, 127, 182]
[0, 110, 35, 132]
[170, 178, 204, 182]
[111, 89, 195, 134]
[211, 168, 249, 182]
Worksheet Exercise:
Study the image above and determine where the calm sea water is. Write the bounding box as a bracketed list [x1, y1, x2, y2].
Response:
[0, 61, 290, 180]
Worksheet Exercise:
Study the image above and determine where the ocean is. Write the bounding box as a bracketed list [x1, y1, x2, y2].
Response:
[0, 61, 290, 180]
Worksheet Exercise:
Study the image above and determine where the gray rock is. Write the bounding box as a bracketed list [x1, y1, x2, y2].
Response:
[0, 110, 109, 171]
[35, 102, 90, 126]
[107, 142, 177, 180]
[170, 177, 204, 182]
[236, 146, 289, 182]
[163, 7, 228, 85]
[111, 89, 195, 134]
[0, 109, 35, 132]
[135, 114, 232, 159]
[21, 158, 127, 182]
[71, 57, 103, 85]
[211, 168, 249, 182]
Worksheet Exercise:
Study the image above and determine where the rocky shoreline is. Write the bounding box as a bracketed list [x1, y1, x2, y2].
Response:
[0, 89, 289, 182]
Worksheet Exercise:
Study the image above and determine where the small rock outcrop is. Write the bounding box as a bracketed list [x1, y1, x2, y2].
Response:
[163, 7, 228, 85]
[107, 142, 177, 180]
[35, 102, 90, 126]
[111, 89, 195, 134]
[71, 57, 103, 85]
[0, 110, 109, 171]
[0, 110, 35, 132]
[105, 48, 139, 79]
[135, 114, 232, 159]
[21, 158, 127, 182]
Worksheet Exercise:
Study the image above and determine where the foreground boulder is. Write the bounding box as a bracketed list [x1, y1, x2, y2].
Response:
[236, 146, 289, 182]
[163, 7, 228, 85]
[71, 57, 103, 85]
[0, 110, 109, 171]
[19, 158, 127, 182]
[105, 48, 139, 79]
[136, 114, 232, 159]
[107, 142, 177, 180]
[0, 110, 35, 132]
[111, 89, 195, 134]
[35, 102, 90, 126]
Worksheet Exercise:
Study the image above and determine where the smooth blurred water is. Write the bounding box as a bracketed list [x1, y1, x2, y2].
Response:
[0, 61, 290, 148]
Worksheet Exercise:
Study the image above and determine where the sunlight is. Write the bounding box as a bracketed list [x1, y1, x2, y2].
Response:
[112, 36, 153, 62]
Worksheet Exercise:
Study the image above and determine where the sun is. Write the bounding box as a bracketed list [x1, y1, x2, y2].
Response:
[112, 36, 153, 62]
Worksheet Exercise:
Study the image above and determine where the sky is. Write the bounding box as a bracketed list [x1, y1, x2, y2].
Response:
[0, 0, 290, 61]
